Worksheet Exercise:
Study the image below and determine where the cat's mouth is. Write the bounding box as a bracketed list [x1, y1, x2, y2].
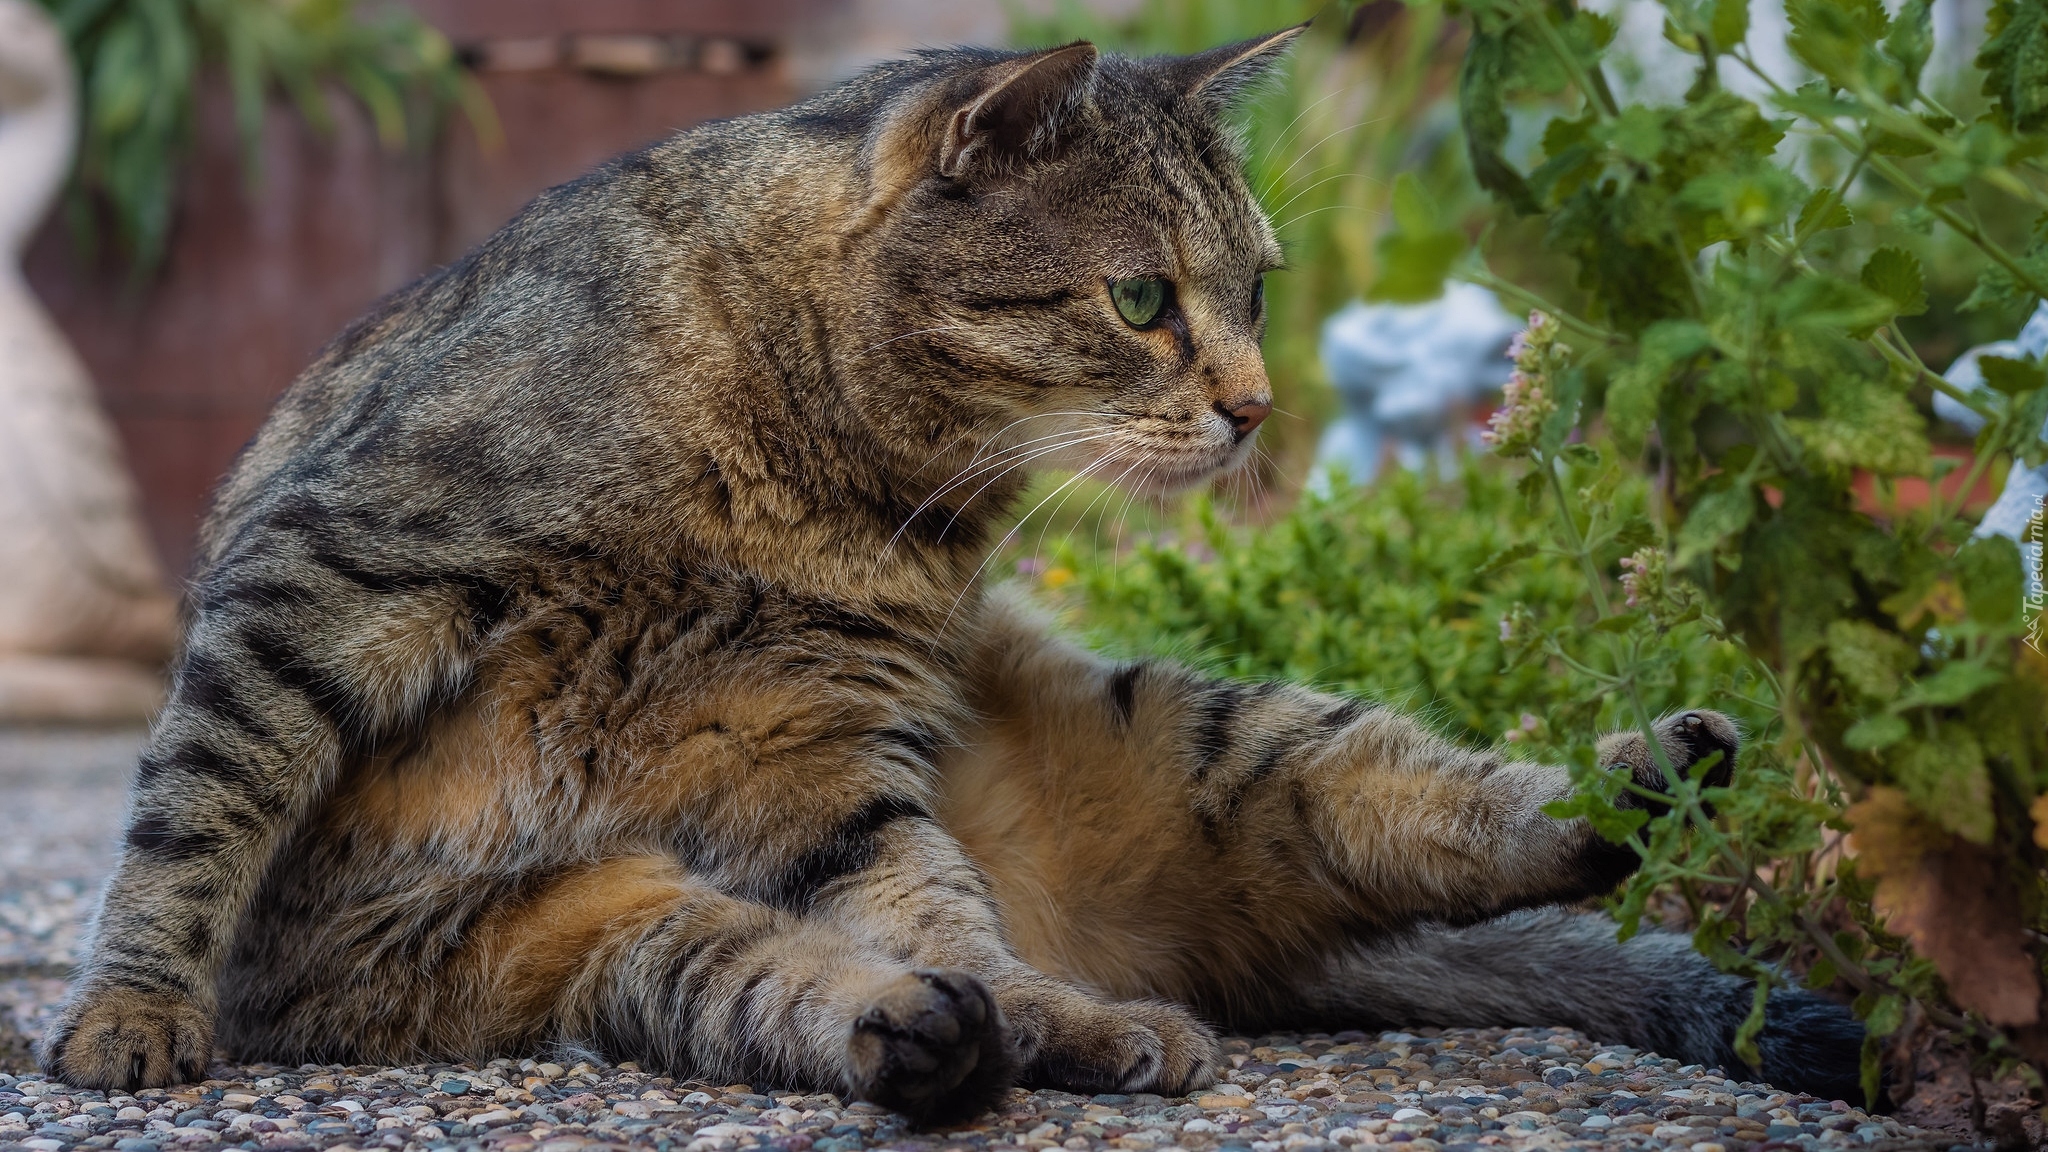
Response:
[1002, 412, 1256, 498]
[1082, 429, 1257, 497]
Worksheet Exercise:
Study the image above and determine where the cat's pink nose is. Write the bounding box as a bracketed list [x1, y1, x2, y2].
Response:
[1217, 397, 1272, 437]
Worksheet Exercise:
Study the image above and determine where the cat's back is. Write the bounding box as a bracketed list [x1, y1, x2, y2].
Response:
[194, 72, 917, 572]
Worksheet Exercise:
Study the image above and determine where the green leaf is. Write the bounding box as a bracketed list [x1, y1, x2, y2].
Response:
[1609, 321, 1711, 452]
[1978, 354, 2048, 394]
[1884, 0, 1934, 88]
[1796, 187, 1854, 234]
[1711, 0, 1750, 50]
[1891, 661, 2007, 709]
[1805, 956, 1838, 989]
[2019, 386, 2048, 465]
[1544, 791, 1650, 844]
[1458, 27, 1539, 214]
[1859, 247, 1927, 317]
[1367, 173, 1466, 303]
[1477, 541, 1540, 577]
[1964, 215, 2048, 316]
[1787, 0, 1892, 86]
[1844, 713, 1909, 751]
[1676, 485, 1755, 564]
[1887, 731, 1995, 843]
[1391, 171, 1436, 234]
[1828, 619, 1916, 699]
[1734, 981, 1769, 1069]
[1958, 535, 2025, 625]
[1978, 0, 2048, 131]
[1864, 993, 1906, 1037]
[1784, 360, 1931, 475]
[1612, 516, 1658, 551]
[1612, 105, 1667, 163]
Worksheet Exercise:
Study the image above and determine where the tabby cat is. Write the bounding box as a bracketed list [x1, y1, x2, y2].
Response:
[43, 31, 1867, 1123]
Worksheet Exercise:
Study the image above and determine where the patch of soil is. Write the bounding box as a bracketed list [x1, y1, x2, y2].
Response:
[1893, 1031, 2044, 1150]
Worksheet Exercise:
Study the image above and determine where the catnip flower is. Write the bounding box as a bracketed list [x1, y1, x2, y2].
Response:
[1497, 601, 1536, 648]
[1618, 546, 1665, 610]
[1484, 311, 1564, 458]
[1503, 712, 1541, 743]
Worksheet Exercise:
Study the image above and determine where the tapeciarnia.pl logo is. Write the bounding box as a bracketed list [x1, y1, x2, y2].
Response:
[2027, 493, 2044, 653]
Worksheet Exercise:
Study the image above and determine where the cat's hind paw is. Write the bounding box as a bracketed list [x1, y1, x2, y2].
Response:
[846, 969, 1014, 1126]
[1016, 993, 1220, 1096]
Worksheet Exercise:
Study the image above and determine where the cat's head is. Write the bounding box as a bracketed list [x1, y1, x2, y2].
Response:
[836, 30, 1302, 500]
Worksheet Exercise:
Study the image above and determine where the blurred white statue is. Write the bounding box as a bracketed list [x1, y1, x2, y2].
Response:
[1935, 302, 2048, 580]
[1311, 281, 1522, 492]
[0, 0, 175, 722]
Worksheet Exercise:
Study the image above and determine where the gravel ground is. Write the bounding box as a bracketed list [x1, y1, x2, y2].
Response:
[0, 727, 1979, 1152]
[0, 728, 136, 973]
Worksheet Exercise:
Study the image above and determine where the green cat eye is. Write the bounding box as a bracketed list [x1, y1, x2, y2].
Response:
[1110, 277, 1169, 328]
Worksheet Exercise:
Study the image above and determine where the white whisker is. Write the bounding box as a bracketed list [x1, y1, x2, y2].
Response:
[861, 326, 971, 355]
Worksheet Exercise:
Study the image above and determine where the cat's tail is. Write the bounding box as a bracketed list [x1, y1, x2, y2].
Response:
[1275, 906, 1873, 1106]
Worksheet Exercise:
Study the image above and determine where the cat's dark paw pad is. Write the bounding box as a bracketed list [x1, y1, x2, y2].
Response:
[1018, 995, 1220, 1095]
[1597, 709, 1741, 813]
[1755, 988, 1882, 1109]
[40, 983, 213, 1090]
[846, 969, 1014, 1126]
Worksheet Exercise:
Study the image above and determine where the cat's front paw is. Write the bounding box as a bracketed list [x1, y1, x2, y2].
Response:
[40, 981, 213, 1090]
[846, 969, 1014, 1126]
[1012, 990, 1220, 1096]
[1596, 709, 1740, 815]
[1569, 710, 1742, 892]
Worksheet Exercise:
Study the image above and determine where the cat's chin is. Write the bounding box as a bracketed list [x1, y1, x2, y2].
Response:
[1112, 446, 1251, 497]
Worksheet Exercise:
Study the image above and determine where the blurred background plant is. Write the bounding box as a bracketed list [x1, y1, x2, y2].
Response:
[38, 0, 493, 271]
[1013, 0, 2048, 1132]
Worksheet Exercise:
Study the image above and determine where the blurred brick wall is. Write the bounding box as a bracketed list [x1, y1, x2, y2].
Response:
[24, 0, 834, 578]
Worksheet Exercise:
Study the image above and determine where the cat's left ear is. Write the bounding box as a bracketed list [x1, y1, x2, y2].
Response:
[1170, 24, 1309, 107]
[938, 41, 1100, 178]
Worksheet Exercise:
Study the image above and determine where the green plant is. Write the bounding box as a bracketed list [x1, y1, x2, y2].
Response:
[1043, 457, 1765, 749]
[1028, 0, 2048, 1114]
[1379, 0, 2048, 1105]
[41, 0, 493, 272]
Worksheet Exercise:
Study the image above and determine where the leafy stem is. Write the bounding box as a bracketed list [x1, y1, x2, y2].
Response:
[1516, 0, 1619, 120]
[1458, 265, 1620, 344]
[1724, 47, 2048, 303]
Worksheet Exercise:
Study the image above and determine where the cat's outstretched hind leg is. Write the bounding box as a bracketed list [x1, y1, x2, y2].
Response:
[1264, 907, 1871, 1106]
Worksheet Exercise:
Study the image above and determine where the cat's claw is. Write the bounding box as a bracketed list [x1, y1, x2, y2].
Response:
[846, 969, 1014, 1126]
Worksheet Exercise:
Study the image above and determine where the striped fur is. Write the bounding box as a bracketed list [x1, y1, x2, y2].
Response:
[42, 32, 1865, 1120]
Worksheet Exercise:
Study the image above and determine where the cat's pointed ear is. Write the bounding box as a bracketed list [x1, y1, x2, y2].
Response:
[938, 41, 1100, 178]
[1170, 25, 1308, 107]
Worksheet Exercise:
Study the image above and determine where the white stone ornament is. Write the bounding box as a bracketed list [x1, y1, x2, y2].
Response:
[1936, 299, 2048, 587]
[0, 0, 174, 722]
[1311, 282, 1522, 492]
